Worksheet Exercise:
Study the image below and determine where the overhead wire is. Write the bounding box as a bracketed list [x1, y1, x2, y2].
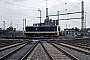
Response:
[1, 0, 39, 15]
[1, 0, 81, 20]
[40, 0, 58, 9]
[1, 0, 59, 20]
[0, 8, 37, 18]
[64, 2, 81, 13]
[59, 2, 82, 28]
[3, 1, 38, 10]
[1, 0, 58, 14]
[0, 1, 40, 19]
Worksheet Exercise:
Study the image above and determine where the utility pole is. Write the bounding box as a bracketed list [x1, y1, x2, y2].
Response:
[25, 19, 26, 28]
[69, 24, 70, 29]
[23, 19, 24, 35]
[2, 21, 5, 30]
[45, 0, 48, 19]
[81, 1, 84, 35]
[85, 12, 87, 29]
[23, 19, 26, 35]
[10, 21, 12, 27]
[57, 11, 59, 25]
[38, 9, 41, 23]
[66, 24, 67, 29]
[17, 24, 18, 30]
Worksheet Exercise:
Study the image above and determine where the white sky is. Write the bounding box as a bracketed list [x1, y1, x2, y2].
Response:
[0, 0, 90, 30]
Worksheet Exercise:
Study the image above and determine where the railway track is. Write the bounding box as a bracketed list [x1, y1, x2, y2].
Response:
[21, 40, 77, 60]
[40, 41, 78, 60]
[0, 40, 39, 60]
[25, 43, 49, 60]
[0, 40, 28, 51]
[0, 39, 90, 60]
[57, 38, 90, 50]
[51, 41, 90, 60]
[0, 40, 29, 59]
[0, 39, 23, 48]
